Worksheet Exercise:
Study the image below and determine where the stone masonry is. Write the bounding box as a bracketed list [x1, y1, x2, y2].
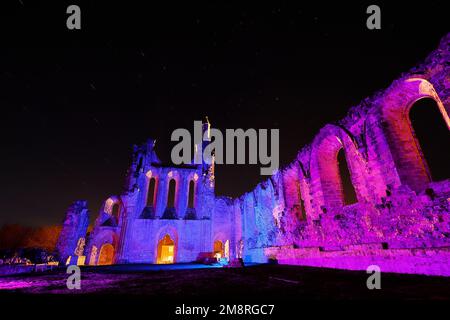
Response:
[57, 33, 450, 276]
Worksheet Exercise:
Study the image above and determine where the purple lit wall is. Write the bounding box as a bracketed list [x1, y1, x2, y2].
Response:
[57, 34, 450, 276]
[232, 34, 450, 276]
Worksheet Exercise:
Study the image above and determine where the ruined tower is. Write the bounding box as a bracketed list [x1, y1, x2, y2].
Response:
[56, 200, 90, 264]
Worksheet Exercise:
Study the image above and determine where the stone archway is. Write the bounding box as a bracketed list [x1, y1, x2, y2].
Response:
[157, 234, 175, 264]
[380, 78, 450, 192]
[98, 243, 114, 265]
[213, 240, 224, 258]
[409, 97, 450, 182]
[314, 130, 361, 209]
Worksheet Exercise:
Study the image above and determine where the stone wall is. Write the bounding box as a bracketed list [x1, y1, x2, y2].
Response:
[60, 34, 449, 275]
[235, 33, 450, 275]
[55, 200, 89, 264]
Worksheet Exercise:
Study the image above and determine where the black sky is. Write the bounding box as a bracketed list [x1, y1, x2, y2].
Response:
[0, 1, 448, 226]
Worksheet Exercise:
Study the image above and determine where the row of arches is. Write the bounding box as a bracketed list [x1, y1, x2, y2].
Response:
[100, 172, 199, 224]
[89, 243, 115, 266]
[317, 96, 448, 210]
[146, 177, 196, 209]
[156, 236, 229, 264]
[287, 81, 449, 219]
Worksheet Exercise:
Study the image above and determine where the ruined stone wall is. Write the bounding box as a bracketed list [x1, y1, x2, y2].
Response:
[236, 34, 450, 274]
[63, 34, 449, 274]
[56, 200, 90, 263]
[118, 219, 211, 263]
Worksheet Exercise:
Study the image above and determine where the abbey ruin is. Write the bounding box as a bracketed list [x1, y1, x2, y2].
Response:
[57, 34, 450, 276]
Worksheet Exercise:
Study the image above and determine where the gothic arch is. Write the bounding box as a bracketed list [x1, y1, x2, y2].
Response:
[281, 163, 307, 222]
[188, 179, 196, 208]
[310, 125, 367, 210]
[213, 232, 229, 259]
[98, 243, 115, 265]
[89, 229, 119, 265]
[157, 234, 175, 264]
[164, 170, 181, 208]
[101, 196, 124, 226]
[145, 171, 158, 207]
[155, 225, 179, 263]
[380, 78, 449, 192]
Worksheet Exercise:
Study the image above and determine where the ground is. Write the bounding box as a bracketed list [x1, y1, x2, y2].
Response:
[1, 264, 449, 300]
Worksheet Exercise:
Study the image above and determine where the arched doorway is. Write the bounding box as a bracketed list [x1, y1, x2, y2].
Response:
[409, 98, 450, 182]
[213, 240, 224, 259]
[157, 234, 175, 264]
[98, 243, 114, 265]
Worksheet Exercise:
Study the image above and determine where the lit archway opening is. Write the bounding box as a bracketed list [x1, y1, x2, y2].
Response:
[98, 243, 114, 265]
[213, 240, 224, 259]
[409, 98, 450, 182]
[157, 234, 175, 264]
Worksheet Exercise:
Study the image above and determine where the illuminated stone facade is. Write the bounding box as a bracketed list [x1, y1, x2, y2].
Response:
[57, 34, 450, 275]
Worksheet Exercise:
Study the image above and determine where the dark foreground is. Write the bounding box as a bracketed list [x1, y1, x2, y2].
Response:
[1, 263, 449, 298]
[0, 264, 449, 317]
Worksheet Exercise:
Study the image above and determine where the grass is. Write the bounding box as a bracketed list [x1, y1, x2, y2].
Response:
[0, 263, 449, 300]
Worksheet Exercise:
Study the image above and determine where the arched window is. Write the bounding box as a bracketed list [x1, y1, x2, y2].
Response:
[188, 180, 195, 208]
[317, 134, 358, 209]
[380, 80, 450, 193]
[337, 149, 357, 205]
[296, 183, 307, 220]
[409, 98, 450, 182]
[147, 177, 156, 206]
[167, 179, 176, 208]
[282, 167, 307, 221]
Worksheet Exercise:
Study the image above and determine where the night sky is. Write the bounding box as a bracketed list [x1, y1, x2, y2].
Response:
[0, 1, 448, 226]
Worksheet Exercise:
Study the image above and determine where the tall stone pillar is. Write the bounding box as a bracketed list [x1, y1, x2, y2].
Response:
[55, 200, 90, 264]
